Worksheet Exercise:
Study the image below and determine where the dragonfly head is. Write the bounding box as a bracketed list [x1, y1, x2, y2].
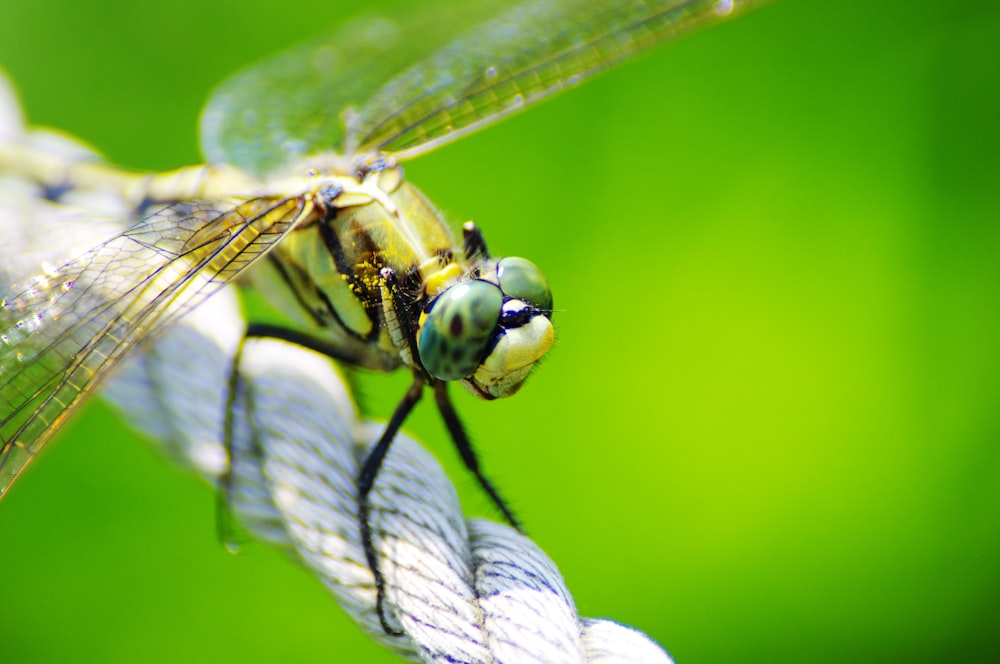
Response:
[417, 257, 553, 399]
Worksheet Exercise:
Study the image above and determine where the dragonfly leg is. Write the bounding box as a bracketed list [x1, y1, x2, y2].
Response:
[433, 381, 522, 532]
[244, 322, 374, 366]
[219, 322, 369, 548]
[461, 221, 490, 261]
[378, 266, 424, 372]
[219, 324, 364, 551]
[219, 333, 253, 552]
[380, 263, 520, 529]
[225, 321, 422, 635]
[358, 375, 425, 636]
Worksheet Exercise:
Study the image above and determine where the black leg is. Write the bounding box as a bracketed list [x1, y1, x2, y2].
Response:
[245, 322, 371, 367]
[434, 381, 522, 532]
[218, 334, 251, 552]
[462, 221, 490, 261]
[358, 375, 425, 636]
[230, 321, 421, 635]
[378, 267, 425, 374]
[221, 322, 360, 540]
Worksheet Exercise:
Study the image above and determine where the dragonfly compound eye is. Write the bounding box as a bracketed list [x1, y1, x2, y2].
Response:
[418, 281, 503, 381]
[461, 257, 555, 400]
[496, 257, 552, 313]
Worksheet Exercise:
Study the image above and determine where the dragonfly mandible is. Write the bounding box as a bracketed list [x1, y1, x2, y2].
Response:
[0, 0, 764, 635]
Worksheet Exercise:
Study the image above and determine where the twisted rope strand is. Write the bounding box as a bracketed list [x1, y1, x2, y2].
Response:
[103, 289, 673, 663]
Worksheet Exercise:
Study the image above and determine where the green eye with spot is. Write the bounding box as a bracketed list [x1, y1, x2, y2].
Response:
[497, 257, 552, 312]
[418, 281, 503, 381]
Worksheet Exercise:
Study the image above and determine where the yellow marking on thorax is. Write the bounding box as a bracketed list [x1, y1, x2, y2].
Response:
[423, 263, 463, 297]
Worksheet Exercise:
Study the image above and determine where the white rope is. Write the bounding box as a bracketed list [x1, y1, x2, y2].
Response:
[102, 288, 674, 663]
[0, 69, 22, 144]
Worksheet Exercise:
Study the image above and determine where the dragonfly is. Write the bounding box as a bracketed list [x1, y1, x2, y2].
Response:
[0, 0, 764, 635]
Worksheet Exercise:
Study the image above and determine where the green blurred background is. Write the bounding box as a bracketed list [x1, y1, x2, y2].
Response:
[2, 0, 999, 661]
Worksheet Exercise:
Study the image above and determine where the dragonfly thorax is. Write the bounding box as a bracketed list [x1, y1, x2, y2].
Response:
[259, 170, 553, 398]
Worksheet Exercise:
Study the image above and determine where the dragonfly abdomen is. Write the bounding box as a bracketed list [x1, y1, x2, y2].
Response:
[0, 137, 264, 225]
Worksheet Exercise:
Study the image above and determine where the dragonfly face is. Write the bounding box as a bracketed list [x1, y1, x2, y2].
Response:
[419, 256, 554, 398]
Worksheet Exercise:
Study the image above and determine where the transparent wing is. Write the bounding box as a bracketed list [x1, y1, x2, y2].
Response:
[200, 0, 510, 175]
[0, 194, 309, 496]
[202, 0, 765, 174]
[356, 0, 766, 160]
